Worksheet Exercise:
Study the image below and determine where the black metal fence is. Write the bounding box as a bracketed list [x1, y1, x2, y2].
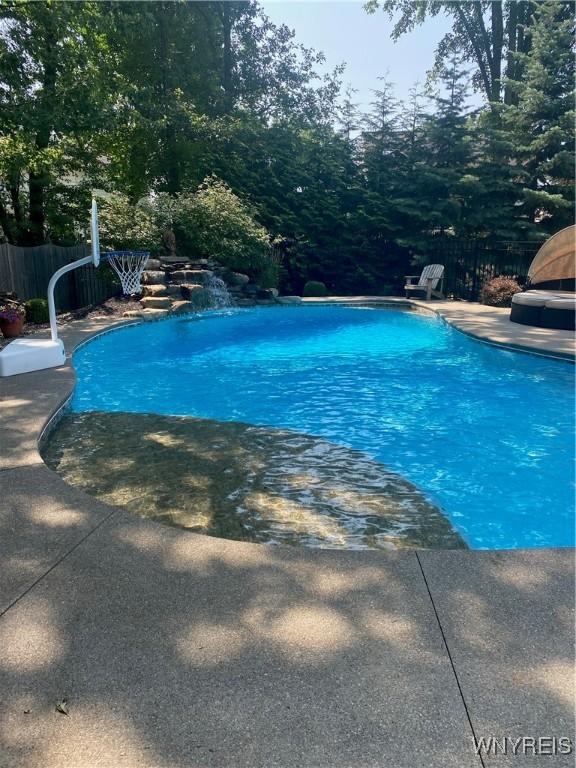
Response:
[0, 243, 119, 311]
[0, 237, 542, 307]
[423, 238, 542, 301]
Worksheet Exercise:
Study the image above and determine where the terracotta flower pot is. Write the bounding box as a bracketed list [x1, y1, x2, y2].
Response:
[0, 316, 24, 339]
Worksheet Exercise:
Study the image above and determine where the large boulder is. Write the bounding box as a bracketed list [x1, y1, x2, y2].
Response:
[171, 269, 214, 283]
[180, 283, 206, 300]
[223, 271, 250, 287]
[179, 284, 213, 309]
[140, 296, 172, 310]
[165, 284, 185, 297]
[159, 255, 188, 265]
[171, 300, 195, 315]
[141, 270, 167, 285]
[140, 308, 170, 318]
[256, 288, 276, 300]
[142, 284, 168, 297]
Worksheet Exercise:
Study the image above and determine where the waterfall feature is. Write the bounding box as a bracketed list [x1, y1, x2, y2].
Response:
[205, 275, 234, 308]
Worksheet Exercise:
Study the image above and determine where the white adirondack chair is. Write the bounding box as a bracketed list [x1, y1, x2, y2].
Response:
[404, 264, 445, 301]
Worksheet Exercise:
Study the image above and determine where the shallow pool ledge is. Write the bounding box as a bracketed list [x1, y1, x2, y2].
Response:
[302, 297, 576, 361]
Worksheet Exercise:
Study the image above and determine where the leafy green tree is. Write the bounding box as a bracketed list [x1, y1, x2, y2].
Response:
[103, 1, 223, 198]
[174, 176, 273, 281]
[365, 1, 536, 104]
[97, 193, 162, 252]
[0, 1, 113, 243]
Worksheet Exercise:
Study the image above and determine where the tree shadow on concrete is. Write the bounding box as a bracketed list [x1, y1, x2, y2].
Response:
[0, 467, 573, 768]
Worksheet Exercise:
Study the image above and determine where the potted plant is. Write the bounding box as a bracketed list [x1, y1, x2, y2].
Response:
[0, 305, 25, 339]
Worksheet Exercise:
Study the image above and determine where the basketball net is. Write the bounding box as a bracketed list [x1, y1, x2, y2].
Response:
[104, 251, 149, 295]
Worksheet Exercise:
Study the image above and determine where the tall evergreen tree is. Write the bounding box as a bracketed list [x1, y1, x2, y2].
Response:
[420, 56, 474, 237]
[503, 0, 575, 235]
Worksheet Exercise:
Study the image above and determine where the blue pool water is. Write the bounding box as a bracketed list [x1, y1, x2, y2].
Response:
[72, 306, 575, 549]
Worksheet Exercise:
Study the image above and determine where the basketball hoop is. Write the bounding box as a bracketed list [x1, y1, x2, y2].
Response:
[0, 199, 152, 376]
[1, 199, 102, 376]
[104, 251, 149, 295]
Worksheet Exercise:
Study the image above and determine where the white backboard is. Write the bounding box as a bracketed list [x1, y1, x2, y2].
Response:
[91, 199, 101, 267]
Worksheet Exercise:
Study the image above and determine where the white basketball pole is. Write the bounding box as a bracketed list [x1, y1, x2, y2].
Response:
[0, 200, 101, 376]
[47, 198, 100, 343]
[47, 254, 94, 342]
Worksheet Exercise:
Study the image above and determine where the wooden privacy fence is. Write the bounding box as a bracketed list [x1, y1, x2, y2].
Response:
[0, 243, 119, 311]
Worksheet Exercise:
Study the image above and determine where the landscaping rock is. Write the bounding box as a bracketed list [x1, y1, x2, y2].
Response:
[170, 300, 195, 315]
[165, 284, 185, 297]
[223, 271, 250, 287]
[144, 258, 162, 270]
[140, 308, 169, 318]
[257, 288, 276, 300]
[171, 269, 213, 283]
[141, 270, 167, 285]
[142, 284, 168, 297]
[187, 288, 212, 309]
[160, 255, 188, 265]
[277, 296, 302, 304]
[180, 283, 206, 300]
[140, 296, 172, 310]
[122, 310, 144, 318]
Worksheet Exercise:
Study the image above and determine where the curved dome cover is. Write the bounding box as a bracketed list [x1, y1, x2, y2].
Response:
[528, 225, 576, 285]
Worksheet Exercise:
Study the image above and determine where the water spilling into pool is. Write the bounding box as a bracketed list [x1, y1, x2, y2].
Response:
[205, 275, 234, 308]
[69, 305, 575, 549]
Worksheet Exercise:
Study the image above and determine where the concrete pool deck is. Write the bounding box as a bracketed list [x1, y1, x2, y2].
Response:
[0, 303, 574, 767]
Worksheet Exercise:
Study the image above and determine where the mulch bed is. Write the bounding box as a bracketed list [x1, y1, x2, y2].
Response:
[0, 296, 142, 351]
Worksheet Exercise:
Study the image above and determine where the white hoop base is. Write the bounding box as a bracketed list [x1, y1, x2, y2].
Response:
[0, 338, 66, 377]
[104, 251, 149, 295]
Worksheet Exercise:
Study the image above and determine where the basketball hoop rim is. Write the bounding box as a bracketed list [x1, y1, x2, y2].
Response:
[101, 250, 151, 259]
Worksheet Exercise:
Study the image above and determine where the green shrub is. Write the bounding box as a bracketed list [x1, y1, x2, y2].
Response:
[97, 180, 278, 286]
[303, 280, 328, 297]
[174, 176, 274, 283]
[25, 298, 49, 324]
[480, 276, 522, 307]
[97, 193, 162, 253]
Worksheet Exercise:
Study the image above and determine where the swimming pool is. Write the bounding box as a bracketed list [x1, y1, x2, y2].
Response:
[71, 305, 575, 549]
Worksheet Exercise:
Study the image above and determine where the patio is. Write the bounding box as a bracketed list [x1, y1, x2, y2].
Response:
[0, 305, 574, 767]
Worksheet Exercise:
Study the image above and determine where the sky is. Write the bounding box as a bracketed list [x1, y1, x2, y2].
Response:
[260, 1, 478, 113]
